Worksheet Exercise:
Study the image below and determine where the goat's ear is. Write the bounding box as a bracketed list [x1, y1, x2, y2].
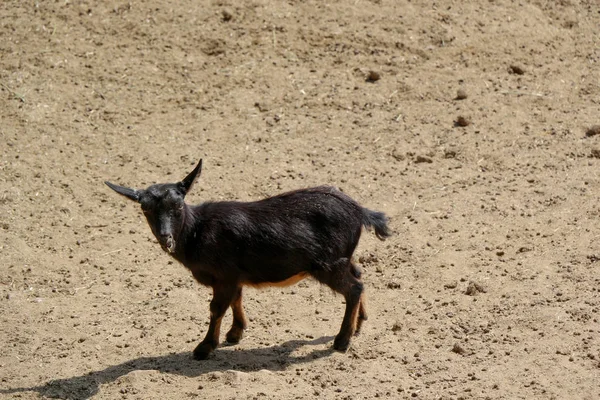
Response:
[179, 158, 202, 194]
[105, 181, 140, 202]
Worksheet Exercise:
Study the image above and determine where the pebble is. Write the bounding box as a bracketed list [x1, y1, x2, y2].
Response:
[444, 281, 458, 289]
[586, 125, 600, 137]
[465, 281, 486, 296]
[444, 149, 457, 159]
[387, 280, 401, 289]
[222, 9, 233, 22]
[509, 65, 525, 75]
[366, 70, 381, 82]
[391, 148, 405, 161]
[451, 343, 466, 355]
[455, 116, 471, 127]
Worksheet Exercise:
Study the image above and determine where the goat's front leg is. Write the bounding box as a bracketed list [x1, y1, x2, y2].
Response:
[193, 284, 237, 360]
[226, 286, 247, 344]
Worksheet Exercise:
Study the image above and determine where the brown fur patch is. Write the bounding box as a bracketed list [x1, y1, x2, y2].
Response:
[245, 272, 309, 288]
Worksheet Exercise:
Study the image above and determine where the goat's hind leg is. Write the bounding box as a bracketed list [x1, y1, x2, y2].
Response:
[355, 293, 368, 335]
[350, 262, 368, 335]
[226, 286, 247, 344]
[334, 278, 363, 351]
[314, 259, 364, 352]
[193, 284, 237, 360]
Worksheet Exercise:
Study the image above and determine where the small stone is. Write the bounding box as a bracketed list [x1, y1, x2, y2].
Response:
[509, 65, 525, 75]
[444, 149, 457, 159]
[586, 125, 600, 137]
[415, 155, 433, 163]
[222, 9, 233, 22]
[391, 148, 405, 161]
[451, 343, 466, 355]
[465, 281, 486, 296]
[387, 280, 401, 289]
[223, 370, 249, 386]
[455, 116, 471, 127]
[358, 253, 378, 265]
[456, 88, 467, 100]
[366, 70, 381, 82]
[444, 281, 458, 289]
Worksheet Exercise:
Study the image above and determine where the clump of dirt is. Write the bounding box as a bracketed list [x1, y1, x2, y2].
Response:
[586, 125, 600, 137]
[455, 116, 471, 127]
[465, 281, 487, 296]
[455, 88, 468, 100]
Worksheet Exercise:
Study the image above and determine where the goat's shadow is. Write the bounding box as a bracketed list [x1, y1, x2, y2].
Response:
[0, 336, 335, 399]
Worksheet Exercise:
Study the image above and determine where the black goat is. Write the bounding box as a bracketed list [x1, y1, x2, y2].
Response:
[105, 159, 390, 359]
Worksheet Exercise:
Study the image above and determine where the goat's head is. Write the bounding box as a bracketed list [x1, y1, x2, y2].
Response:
[105, 159, 202, 254]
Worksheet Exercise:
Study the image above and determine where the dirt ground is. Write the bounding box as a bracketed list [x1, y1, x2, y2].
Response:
[1, 0, 599, 399]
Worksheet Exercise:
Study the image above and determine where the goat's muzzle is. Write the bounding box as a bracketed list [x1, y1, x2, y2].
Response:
[160, 235, 176, 254]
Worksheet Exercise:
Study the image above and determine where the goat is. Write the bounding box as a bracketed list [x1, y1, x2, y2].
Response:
[105, 159, 390, 359]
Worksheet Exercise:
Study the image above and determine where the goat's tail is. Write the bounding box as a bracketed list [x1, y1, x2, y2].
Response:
[361, 208, 391, 241]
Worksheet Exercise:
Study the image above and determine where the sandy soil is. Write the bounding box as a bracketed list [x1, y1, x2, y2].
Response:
[1, 0, 600, 399]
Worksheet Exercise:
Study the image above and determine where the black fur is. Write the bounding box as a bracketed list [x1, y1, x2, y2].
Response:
[106, 159, 390, 359]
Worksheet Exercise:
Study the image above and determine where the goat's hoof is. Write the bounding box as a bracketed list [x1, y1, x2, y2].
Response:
[333, 335, 350, 352]
[226, 329, 243, 344]
[193, 342, 215, 360]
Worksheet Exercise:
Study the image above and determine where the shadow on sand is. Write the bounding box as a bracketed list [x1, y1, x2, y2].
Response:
[0, 336, 335, 399]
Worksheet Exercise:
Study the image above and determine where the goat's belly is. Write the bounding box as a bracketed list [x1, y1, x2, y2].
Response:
[244, 272, 309, 288]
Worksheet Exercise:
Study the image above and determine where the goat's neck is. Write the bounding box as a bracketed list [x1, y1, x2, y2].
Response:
[171, 203, 198, 263]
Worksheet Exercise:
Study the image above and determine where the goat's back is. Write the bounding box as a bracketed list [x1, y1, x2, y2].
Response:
[186, 186, 365, 282]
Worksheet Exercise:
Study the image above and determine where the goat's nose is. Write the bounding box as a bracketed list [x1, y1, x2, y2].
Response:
[159, 233, 176, 253]
[159, 232, 173, 240]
